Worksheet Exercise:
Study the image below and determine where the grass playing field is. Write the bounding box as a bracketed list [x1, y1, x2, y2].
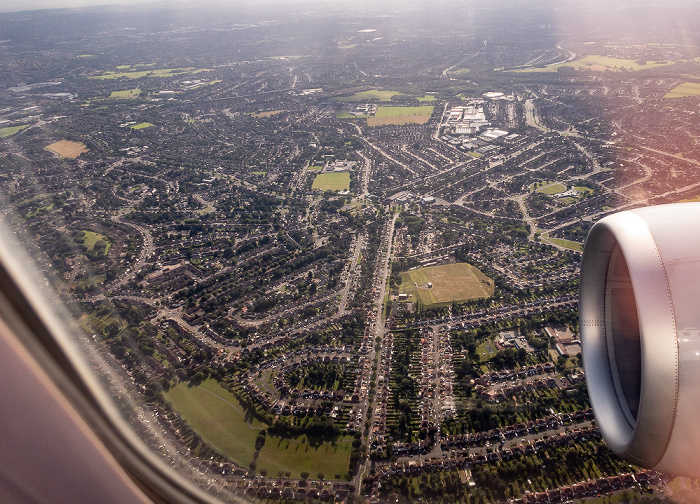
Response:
[311, 172, 351, 191]
[45, 140, 88, 158]
[367, 106, 434, 126]
[164, 379, 265, 465]
[130, 122, 154, 130]
[664, 82, 700, 98]
[109, 88, 141, 99]
[513, 55, 674, 73]
[542, 236, 583, 252]
[0, 124, 30, 138]
[334, 89, 406, 102]
[253, 110, 284, 117]
[164, 379, 352, 478]
[335, 112, 369, 119]
[536, 183, 566, 195]
[257, 435, 353, 480]
[398, 262, 494, 309]
[78, 230, 111, 253]
[90, 67, 209, 80]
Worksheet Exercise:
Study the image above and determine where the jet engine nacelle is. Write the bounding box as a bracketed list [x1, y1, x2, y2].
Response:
[580, 202, 700, 478]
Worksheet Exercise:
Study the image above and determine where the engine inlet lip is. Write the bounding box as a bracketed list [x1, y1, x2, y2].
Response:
[580, 210, 678, 468]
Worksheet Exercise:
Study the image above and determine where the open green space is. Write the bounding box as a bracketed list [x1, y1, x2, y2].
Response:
[253, 110, 284, 117]
[257, 435, 352, 480]
[664, 81, 700, 98]
[90, 67, 209, 80]
[417, 94, 437, 102]
[512, 55, 674, 73]
[574, 186, 594, 196]
[334, 89, 406, 102]
[109, 88, 141, 99]
[0, 124, 30, 138]
[307, 165, 323, 171]
[398, 262, 494, 309]
[130, 122, 154, 130]
[77, 230, 112, 254]
[541, 234, 583, 252]
[311, 172, 351, 191]
[536, 183, 567, 195]
[164, 379, 351, 478]
[26, 203, 54, 218]
[165, 380, 265, 465]
[78, 309, 121, 335]
[367, 106, 434, 126]
[335, 112, 369, 119]
[71, 274, 106, 292]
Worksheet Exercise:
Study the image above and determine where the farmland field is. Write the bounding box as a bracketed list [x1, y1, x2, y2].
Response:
[311, 172, 351, 191]
[0, 124, 30, 138]
[367, 106, 434, 126]
[398, 262, 494, 309]
[45, 140, 89, 158]
[664, 82, 700, 98]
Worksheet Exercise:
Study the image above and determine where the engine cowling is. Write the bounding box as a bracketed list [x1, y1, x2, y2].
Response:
[580, 202, 700, 477]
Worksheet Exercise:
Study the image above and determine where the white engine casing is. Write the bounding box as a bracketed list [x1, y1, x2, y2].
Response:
[580, 202, 700, 477]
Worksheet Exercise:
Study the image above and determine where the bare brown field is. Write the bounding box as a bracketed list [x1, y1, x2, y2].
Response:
[45, 140, 89, 158]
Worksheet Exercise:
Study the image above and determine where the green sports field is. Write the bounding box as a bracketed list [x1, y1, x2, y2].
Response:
[164, 379, 351, 478]
[90, 67, 210, 80]
[311, 172, 350, 191]
[0, 124, 30, 138]
[130, 122, 153, 130]
[334, 89, 406, 102]
[513, 55, 674, 73]
[109, 88, 141, 99]
[367, 106, 434, 126]
[398, 262, 494, 309]
[164, 379, 265, 465]
[664, 82, 700, 98]
[536, 183, 566, 195]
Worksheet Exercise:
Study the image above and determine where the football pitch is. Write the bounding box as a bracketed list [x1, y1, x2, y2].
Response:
[398, 262, 494, 309]
[367, 106, 434, 126]
[311, 172, 350, 191]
